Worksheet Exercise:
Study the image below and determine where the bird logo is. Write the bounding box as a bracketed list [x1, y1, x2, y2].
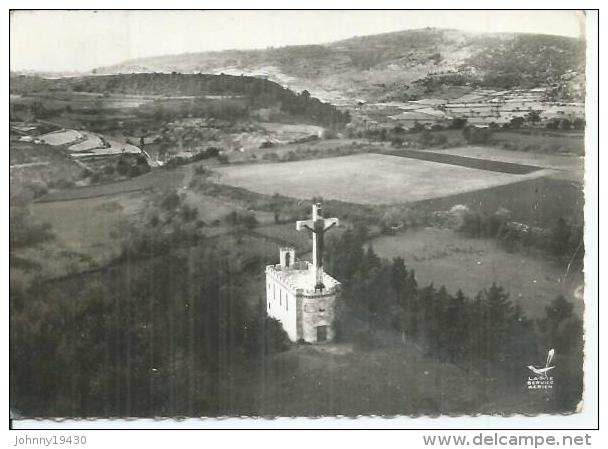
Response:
[527, 349, 555, 378]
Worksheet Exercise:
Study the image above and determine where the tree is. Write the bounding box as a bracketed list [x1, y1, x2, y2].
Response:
[393, 125, 405, 135]
[463, 125, 492, 144]
[537, 297, 583, 411]
[390, 257, 407, 295]
[116, 157, 130, 176]
[481, 283, 513, 364]
[572, 118, 585, 130]
[270, 193, 282, 224]
[525, 110, 542, 124]
[509, 116, 525, 128]
[450, 117, 468, 129]
[460, 210, 483, 237]
[542, 295, 574, 336]
[549, 217, 571, 258]
[411, 121, 425, 133]
[160, 190, 181, 211]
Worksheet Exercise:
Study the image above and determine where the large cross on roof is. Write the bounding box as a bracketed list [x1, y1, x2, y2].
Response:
[296, 203, 339, 291]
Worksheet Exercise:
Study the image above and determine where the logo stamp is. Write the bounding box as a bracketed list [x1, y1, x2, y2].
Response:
[527, 349, 555, 390]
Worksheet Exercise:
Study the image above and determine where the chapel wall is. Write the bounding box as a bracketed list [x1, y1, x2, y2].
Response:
[266, 271, 298, 341]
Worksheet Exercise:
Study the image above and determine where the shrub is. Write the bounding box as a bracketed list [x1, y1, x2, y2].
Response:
[450, 118, 468, 129]
[10, 208, 54, 248]
[559, 119, 572, 130]
[260, 141, 274, 149]
[205, 147, 220, 158]
[572, 118, 585, 130]
[262, 152, 279, 161]
[462, 125, 492, 144]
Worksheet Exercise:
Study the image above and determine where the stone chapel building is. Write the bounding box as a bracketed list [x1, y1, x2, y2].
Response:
[265, 203, 341, 343]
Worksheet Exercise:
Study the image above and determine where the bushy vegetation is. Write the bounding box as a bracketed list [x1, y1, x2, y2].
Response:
[10, 207, 54, 249]
[119, 189, 204, 260]
[466, 34, 585, 90]
[261, 143, 367, 164]
[456, 207, 584, 267]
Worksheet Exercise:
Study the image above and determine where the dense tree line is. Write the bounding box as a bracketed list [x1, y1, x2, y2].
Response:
[10, 244, 290, 417]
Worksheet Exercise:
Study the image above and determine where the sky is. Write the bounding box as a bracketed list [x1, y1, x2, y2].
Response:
[10, 10, 587, 72]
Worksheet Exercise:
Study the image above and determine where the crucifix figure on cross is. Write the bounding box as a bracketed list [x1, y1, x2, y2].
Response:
[296, 203, 339, 292]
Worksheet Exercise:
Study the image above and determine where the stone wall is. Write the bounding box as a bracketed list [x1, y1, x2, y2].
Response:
[300, 292, 337, 343]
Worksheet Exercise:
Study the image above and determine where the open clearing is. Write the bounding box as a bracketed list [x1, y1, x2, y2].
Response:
[214, 153, 550, 205]
[367, 227, 583, 319]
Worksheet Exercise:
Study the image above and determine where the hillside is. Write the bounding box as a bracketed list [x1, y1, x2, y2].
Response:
[95, 28, 586, 104]
[10, 73, 350, 128]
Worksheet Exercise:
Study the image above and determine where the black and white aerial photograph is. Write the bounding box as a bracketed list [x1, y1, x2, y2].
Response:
[8, 9, 597, 428]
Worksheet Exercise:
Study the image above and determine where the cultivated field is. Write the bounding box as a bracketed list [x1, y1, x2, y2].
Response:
[368, 227, 584, 319]
[39, 129, 82, 146]
[427, 145, 583, 177]
[381, 148, 542, 174]
[214, 153, 550, 205]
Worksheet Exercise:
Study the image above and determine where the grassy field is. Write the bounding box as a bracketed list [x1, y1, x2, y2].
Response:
[238, 340, 554, 416]
[33, 193, 142, 250]
[368, 227, 584, 319]
[11, 192, 146, 285]
[214, 153, 547, 205]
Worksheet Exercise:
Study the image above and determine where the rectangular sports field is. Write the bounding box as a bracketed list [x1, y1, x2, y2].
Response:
[214, 153, 550, 205]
